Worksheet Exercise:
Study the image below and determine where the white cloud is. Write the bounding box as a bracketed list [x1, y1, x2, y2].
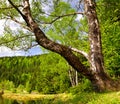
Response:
[0, 20, 6, 36]
[0, 19, 19, 36]
[0, 45, 42, 57]
[75, 14, 83, 21]
[0, 46, 25, 57]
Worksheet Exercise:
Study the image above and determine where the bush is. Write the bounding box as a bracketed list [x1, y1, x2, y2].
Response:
[69, 78, 93, 94]
[25, 81, 32, 93]
[0, 80, 15, 91]
[17, 84, 25, 93]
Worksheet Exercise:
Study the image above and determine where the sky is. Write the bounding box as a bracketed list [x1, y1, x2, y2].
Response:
[0, 45, 42, 57]
[0, 0, 82, 57]
[0, 20, 42, 57]
[0, 20, 5, 36]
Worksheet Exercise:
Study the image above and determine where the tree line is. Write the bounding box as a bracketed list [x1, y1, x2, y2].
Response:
[0, 53, 71, 94]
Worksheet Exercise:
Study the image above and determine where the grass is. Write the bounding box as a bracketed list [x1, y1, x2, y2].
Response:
[2, 91, 120, 104]
[2, 91, 72, 103]
[69, 91, 120, 104]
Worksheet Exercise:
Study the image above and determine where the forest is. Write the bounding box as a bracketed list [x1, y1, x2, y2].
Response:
[0, 0, 120, 103]
[0, 53, 70, 94]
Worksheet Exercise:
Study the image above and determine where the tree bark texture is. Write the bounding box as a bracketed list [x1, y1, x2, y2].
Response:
[84, 0, 120, 91]
[8, 0, 120, 92]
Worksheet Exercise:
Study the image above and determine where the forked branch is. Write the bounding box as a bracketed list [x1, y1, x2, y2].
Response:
[70, 47, 91, 63]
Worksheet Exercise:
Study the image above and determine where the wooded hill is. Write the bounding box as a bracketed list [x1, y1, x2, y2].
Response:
[0, 53, 71, 94]
[0, 51, 120, 94]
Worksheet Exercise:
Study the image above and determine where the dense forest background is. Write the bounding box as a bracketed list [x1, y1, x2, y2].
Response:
[0, 52, 71, 94]
[0, 48, 120, 94]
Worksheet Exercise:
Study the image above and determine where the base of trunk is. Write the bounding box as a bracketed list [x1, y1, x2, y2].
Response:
[90, 73, 120, 92]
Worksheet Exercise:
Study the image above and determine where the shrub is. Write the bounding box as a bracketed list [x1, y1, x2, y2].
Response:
[0, 80, 15, 91]
[69, 78, 93, 94]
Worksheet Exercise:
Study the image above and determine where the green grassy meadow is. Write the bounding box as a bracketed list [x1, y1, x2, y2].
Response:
[2, 91, 120, 104]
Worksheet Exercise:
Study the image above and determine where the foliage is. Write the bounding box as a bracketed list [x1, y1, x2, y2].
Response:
[69, 78, 93, 94]
[0, 52, 70, 94]
[0, 80, 15, 91]
[97, 0, 120, 78]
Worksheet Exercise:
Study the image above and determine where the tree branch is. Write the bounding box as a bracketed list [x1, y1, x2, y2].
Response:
[70, 47, 90, 61]
[0, 34, 34, 45]
[23, 43, 39, 51]
[37, 12, 84, 24]
[9, 16, 32, 32]
[8, 0, 24, 17]
[0, 5, 23, 10]
[8, 0, 29, 26]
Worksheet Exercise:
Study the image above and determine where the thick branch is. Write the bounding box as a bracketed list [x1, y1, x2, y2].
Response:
[8, 0, 92, 77]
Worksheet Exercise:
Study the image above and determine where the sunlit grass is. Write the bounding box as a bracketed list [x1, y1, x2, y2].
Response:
[2, 91, 72, 101]
[2, 91, 120, 104]
[3, 92, 54, 101]
[87, 92, 120, 104]
[68, 91, 120, 104]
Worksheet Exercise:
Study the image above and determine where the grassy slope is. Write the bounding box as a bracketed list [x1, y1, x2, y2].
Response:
[2, 91, 120, 104]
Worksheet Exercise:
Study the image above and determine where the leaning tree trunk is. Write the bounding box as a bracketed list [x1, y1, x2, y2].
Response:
[8, 0, 120, 92]
[84, 0, 120, 91]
